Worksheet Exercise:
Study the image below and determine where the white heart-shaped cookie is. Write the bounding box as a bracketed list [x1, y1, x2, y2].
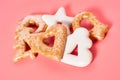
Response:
[61, 27, 93, 67]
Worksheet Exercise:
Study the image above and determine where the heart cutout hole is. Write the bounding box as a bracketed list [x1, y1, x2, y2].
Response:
[25, 21, 39, 33]
[57, 21, 62, 24]
[33, 52, 39, 57]
[71, 45, 78, 56]
[25, 41, 31, 51]
[43, 36, 55, 47]
[80, 19, 93, 30]
[69, 24, 73, 34]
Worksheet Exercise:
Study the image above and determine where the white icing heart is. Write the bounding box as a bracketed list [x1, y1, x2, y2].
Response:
[42, 7, 73, 34]
[61, 27, 93, 67]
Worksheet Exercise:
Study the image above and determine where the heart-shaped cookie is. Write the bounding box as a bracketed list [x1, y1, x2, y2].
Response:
[24, 24, 67, 61]
[61, 27, 93, 67]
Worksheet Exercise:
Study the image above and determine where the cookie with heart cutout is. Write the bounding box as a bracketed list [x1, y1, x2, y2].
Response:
[13, 24, 67, 62]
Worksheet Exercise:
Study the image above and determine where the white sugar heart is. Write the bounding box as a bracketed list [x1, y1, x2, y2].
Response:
[61, 27, 93, 67]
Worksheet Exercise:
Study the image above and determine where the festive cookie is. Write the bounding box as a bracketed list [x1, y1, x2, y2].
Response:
[72, 12, 108, 40]
[14, 24, 67, 61]
[61, 27, 92, 67]
[13, 15, 47, 62]
[42, 7, 73, 34]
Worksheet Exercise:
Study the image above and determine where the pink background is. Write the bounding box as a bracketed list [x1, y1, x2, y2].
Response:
[0, 0, 120, 80]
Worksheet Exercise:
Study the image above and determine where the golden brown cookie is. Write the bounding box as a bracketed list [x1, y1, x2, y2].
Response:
[13, 15, 47, 62]
[72, 12, 108, 40]
[13, 24, 67, 62]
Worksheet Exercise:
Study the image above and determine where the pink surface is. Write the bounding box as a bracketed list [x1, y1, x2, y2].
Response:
[0, 0, 120, 80]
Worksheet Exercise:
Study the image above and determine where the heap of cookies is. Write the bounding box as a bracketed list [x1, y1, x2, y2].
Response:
[13, 7, 108, 67]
